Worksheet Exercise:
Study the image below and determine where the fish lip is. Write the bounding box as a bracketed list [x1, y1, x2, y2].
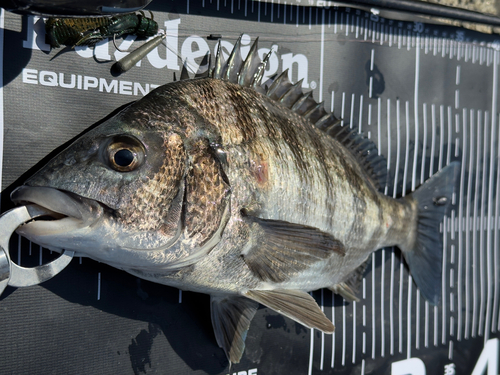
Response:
[11, 186, 89, 221]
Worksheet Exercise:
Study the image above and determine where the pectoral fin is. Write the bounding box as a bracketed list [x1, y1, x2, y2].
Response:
[241, 214, 345, 282]
[210, 295, 259, 364]
[245, 289, 334, 333]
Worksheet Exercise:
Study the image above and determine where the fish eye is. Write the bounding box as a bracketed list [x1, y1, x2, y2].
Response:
[106, 136, 145, 172]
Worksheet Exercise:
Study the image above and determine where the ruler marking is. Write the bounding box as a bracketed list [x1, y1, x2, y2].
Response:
[372, 252, 376, 359]
[331, 293, 336, 368]
[425, 301, 429, 348]
[430, 104, 436, 176]
[368, 103, 372, 126]
[416, 291, 421, 350]
[421, 103, 428, 183]
[485, 51, 498, 340]
[455, 108, 466, 341]
[381, 249, 386, 357]
[350, 93, 355, 128]
[308, 5, 311, 29]
[412, 34, 420, 191]
[464, 109, 474, 340]
[447, 106, 452, 165]
[472, 110, 482, 338]
[308, 328, 314, 375]
[319, 9, 325, 102]
[495, 114, 500, 333]
[341, 92, 346, 126]
[399, 254, 404, 353]
[342, 299, 346, 366]
[394, 99, 401, 198]
[359, 95, 364, 133]
[478, 110, 489, 337]
[356, 15, 359, 39]
[353, 300, 357, 363]
[97, 272, 101, 300]
[442, 217, 448, 344]
[434, 305, 439, 346]
[403, 101, 410, 195]
[439, 105, 444, 170]
[377, 97, 381, 155]
[385, 98, 391, 195]
[320, 289, 325, 370]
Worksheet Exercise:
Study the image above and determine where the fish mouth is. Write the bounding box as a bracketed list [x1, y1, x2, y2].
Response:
[11, 186, 98, 237]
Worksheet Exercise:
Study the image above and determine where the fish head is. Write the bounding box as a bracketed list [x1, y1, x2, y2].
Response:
[10, 103, 199, 270]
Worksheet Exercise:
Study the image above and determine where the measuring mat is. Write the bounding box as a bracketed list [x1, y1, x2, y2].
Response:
[0, 1, 499, 374]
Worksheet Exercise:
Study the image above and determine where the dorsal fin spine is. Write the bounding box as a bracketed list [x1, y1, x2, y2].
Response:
[225, 35, 243, 83]
[213, 42, 225, 79]
[238, 37, 260, 87]
[291, 91, 312, 112]
[208, 36, 388, 190]
[266, 70, 290, 99]
[279, 79, 304, 109]
[303, 102, 324, 119]
[251, 50, 272, 88]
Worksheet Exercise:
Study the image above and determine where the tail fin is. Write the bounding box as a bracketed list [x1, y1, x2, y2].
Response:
[402, 162, 460, 305]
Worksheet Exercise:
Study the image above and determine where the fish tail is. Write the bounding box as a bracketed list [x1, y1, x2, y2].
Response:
[401, 162, 460, 305]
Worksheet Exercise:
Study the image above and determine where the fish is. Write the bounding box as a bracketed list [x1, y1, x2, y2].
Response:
[10, 36, 460, 364]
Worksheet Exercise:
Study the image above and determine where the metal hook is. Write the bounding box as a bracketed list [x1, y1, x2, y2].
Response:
[112, 33, 127, 52]
[0, 205, 74, 297]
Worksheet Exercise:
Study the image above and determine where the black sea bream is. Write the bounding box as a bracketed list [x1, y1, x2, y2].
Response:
[11, 37, 459, 363]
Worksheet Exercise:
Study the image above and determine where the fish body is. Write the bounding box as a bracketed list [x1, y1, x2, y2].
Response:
[11, 38, 459, 363]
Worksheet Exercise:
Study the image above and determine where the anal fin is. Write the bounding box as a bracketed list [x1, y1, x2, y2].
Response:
[210, 295, 259, 364]
[329, 258, 370, 302]
[329, 283, 359, 302]
[245, 289, 334, 333]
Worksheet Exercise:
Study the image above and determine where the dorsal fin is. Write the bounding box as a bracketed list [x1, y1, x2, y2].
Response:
[207, 36, 387, 190]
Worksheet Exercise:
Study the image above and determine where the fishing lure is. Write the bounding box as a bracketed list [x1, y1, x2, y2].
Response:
[112, 33, 165, 74]
[45, 12, 158, 48]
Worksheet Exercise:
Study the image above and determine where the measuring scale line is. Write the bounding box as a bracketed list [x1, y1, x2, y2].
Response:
[464, 109, 475, 340]
[485, 48, 500, 341]
[456, 108, 467, 342]
[495, 112, 500, 333]
[471, 111, 482, 339]
[478, 110, 490, 338]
